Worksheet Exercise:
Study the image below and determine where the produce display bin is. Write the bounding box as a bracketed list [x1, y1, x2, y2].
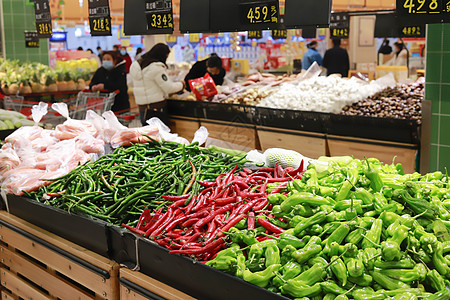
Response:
[257, 107, 330, 133]
[327, 114, 421, 144]
[198, 102, 257, 124]
[167, 99, 200, 119]
[137, 238, 290, 300]
[0, 211, 119, 300]
[5, 194, 110, 257]
[108, 225, 138, 269]
[0, 129, 15, 140]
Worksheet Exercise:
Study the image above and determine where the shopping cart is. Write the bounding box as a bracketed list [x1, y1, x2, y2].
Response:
[114, 108, 140, 128]
[3, 95, 78, 126]
[71, 90, 117, 120]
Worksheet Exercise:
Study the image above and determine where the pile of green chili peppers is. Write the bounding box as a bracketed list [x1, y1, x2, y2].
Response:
[27, 140, 245, 225]
[207, 157, 450, 299]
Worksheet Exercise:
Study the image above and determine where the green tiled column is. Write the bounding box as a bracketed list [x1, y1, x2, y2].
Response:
[426, 24, 450, 172]
[2, 0, 49, 64]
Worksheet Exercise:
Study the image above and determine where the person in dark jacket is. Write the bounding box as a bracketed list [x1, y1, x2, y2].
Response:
[322, 39, 350, 77]
[184, 53, 226, 91]
[119, 46, 132, 74]
[90, 51, 130, 113]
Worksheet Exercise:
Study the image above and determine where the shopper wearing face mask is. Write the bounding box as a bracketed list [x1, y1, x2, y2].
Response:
[184, 53, 226, 92]
[90, 51, 130, 112]
[119, 46, 132, 73]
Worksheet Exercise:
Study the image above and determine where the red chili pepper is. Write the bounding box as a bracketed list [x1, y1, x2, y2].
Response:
[169, 199, 187, 209]
[193, 195, 206, 212]
[145, 209, 170, 236]
[230, 180, 250, 190]
[141, 209, 163, 231]
[169, 238, 225, 255]
[267, 177, 291, 183]
[237, 199, 258, 215]
[248, 212, 255, 230]
[257, 217, 285, 234]
[182, 218, 199, 228]
[198, 180, 215, 187]
[217, 214, 246, 238]
[184, 195, 197, 215]
[151, 208, 176, 237]
[240, 191, 265, 199]
[223, 165, 239, 185]
[260, 179, 269, 194]
[161, 194, 190, 201]
[253, 198, 269, 211]
[214, 196, 237, 206]
[252, 172, 273, 178]
[136, 208, 151, 230]
[180, 232, 202, 249]
[287, 160, 305, 176]
[199, 187, 213, 196]
[194, 204, 234, 230]
[46, 190, 66, 197]
[254, 167, 275, 173]
[243, 167, 253, 174]
[122, 223, 146, 236]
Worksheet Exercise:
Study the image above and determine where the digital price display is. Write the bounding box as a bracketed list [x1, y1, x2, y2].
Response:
[25, 31, 39, 48]
[34, 0, 52, 38]
[145, 0, 174, 31]
[248, 30, 263, 39]
[330, 12, 349, 39]
[400, 25, 426, 37]
[271, 29, 287, 39]
[330, 28, 349, 38]
[396, 0, 450, 23]
[240, 0, 279, 25]
[88, 0, 112, 36]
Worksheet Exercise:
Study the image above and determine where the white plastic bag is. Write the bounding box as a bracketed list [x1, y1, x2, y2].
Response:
[191, 126, 209, 146]
[147, 117, 189, 145]
[5, 102, 48, 145]
[102, 111, 127, 142]
[52, 103, 98, 140]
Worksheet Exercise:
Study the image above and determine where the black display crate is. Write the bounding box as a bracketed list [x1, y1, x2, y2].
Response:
[137, 238, 290, 300]
[257, 107, 330, 133]
[327, 114, 421, 145]
[108, 225, 138, 268]
[198, 102, 257, 125]
[167, 100, 422, 145]
[5, 194, 110, 257]
[167, 99, 200, 119]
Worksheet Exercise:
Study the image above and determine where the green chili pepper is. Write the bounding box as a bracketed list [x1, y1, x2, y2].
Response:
[381, 220, 409, 261]
[280, 281, 322, 298]
[370, 269, 410, 290]
[365, 159, 383, 192]
[281, 192, 331, 212]
[426, 270, 446, 292]
[293, 212, 327, 236]
[348, 274, 373, 287]
[362, 219, 383, 249]
[320, 281, 347, 295]
[379, 263, 427, 283]
[292, 236, 322, 264]
[242, 264, 281, 288]
[330, 256, 348, 286]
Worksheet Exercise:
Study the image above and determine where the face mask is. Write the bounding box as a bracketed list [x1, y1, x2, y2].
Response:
[120, 50, 126, 56]
[102, 60, 114, 70]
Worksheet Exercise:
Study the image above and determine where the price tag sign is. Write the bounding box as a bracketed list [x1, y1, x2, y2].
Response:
[34, 0, 52, 38]
[400, 25, 426, 37]
[330, 12, 349, 39]
[330, 28, 349, 38]
[145, 0, 174, 31]
[271, 29, 287, 39]
[189, 33, 200, 43]
[248, 30, 263, 39]
[25, 31, 39, 48]
[396, 0, 450, 23]
[88, 0, 112, 36]
[240, 0, 279, 26]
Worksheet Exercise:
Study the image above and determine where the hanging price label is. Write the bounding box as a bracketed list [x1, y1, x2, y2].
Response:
[240, 0, 279, 26]
[25, 31, 40, 48]
[330, 12, 349, 39]
[271, 29, 287, 39]
[88, 0, 112, 36]
[400, 25, 426, 37]
[145, 0, 174, 31]
[248, 30, 263, 39]
[330, 28, 349, 38]
[396, 0, 450, 23]
[34, 0, 52, 38]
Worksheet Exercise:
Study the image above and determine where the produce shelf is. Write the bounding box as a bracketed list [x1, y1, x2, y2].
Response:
[137, 238, 290, 300]
[166, 99, 421, 145]
[5, 194, 109, 257]
[0, 212, 119, 300]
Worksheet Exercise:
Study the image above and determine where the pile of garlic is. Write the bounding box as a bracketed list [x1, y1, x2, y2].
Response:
[258, 76, 386, 113]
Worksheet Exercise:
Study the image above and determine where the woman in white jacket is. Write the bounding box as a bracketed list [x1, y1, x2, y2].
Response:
[385, 42, 408, 67]
[130, 43, 184, 125]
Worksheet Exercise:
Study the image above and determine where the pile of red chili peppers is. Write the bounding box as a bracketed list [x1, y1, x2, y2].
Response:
[123, 162, 304, 260]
